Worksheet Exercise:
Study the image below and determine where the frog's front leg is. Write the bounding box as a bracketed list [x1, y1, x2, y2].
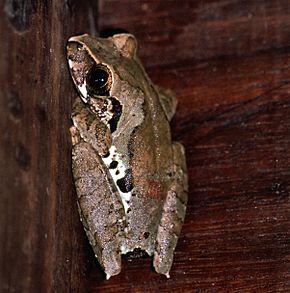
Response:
[153, 142, 188, 277]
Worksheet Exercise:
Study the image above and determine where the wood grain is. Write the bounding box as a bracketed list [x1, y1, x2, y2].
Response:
[0, 0, 289, 292]
[99, 0, 290, 67]
[0, 1, 97, 292]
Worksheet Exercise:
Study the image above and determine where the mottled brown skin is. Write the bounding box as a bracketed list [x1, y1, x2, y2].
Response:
[67, 34, 188, 279]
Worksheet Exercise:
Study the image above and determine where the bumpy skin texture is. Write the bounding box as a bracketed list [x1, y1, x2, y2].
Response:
[67, 34, 188, 279]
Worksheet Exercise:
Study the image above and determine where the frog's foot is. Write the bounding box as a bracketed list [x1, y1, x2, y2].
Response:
[153, 142, 188, 277]
[156, 86, 177, 121]
[83, 222, 121, 279]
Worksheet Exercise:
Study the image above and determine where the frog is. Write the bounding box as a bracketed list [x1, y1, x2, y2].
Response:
[66, 33, 188, 279]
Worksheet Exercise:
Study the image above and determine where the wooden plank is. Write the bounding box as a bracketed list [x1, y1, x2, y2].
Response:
[99, 0, 290, 67]
[0, 1, 97, 292]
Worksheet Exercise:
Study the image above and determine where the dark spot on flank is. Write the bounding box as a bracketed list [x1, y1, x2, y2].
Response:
[108, 97, 122, 133]
[115, 170, 120, 175]
[116, 169, 133, 193]
[109, 160, 118, 169]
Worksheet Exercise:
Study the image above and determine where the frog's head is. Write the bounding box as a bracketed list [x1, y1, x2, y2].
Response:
[66, 33, 138, 104]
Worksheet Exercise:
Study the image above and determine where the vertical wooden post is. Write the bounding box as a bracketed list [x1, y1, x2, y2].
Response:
[0, 1, 97, 292]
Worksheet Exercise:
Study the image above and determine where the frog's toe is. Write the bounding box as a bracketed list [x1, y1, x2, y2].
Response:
[101, 247, 122, 279]
[153, 233, 176, 277]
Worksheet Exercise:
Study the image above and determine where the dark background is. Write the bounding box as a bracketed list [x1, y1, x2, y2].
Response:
[0, 1, 289, 292]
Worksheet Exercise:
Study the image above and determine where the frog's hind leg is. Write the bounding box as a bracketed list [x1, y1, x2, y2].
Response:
[153, 142, 188, 277]
[72, 138, 125, 279]
[156, 86, 177, 121]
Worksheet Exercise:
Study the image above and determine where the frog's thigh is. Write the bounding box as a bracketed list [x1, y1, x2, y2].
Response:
[156, 86, 177, 121]
[153, 142, 188, 277]
[72, 141, 123, 279]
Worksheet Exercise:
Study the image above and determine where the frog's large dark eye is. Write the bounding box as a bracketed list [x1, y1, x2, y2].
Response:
[86, 64, 112, 96]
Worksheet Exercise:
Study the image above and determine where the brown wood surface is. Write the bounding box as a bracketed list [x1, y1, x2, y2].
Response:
[1, 1, 289, 292]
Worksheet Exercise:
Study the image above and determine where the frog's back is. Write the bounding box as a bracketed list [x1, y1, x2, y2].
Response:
[117, 80, 175, 255]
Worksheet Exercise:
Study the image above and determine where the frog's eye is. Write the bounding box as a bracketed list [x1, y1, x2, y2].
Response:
[86, 64, 112, 96]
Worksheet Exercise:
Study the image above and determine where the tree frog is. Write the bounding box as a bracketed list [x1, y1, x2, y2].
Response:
[67, 33, 188, 279]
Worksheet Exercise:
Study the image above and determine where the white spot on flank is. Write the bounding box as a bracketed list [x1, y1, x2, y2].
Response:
[102, 145, 132, 213]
